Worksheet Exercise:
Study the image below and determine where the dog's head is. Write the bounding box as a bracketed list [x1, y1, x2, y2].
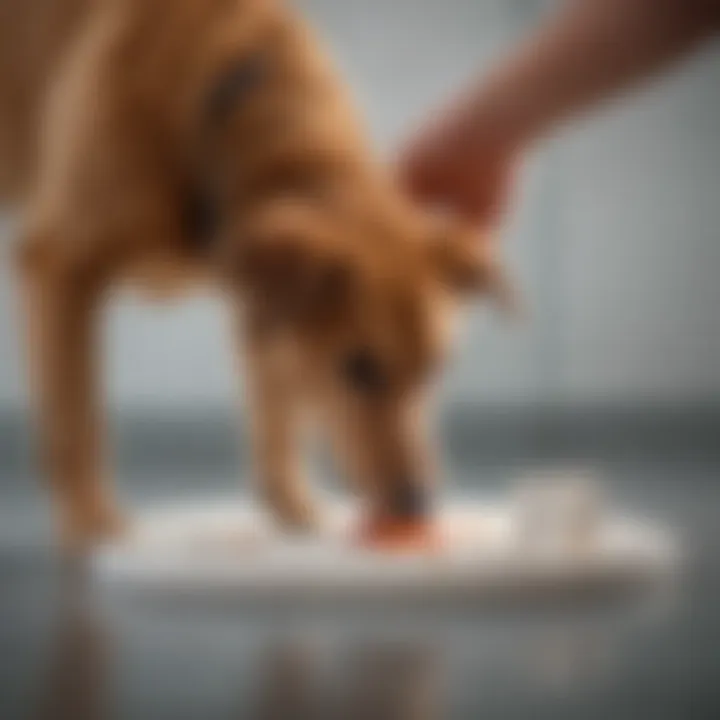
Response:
[221, 195, 515, 520]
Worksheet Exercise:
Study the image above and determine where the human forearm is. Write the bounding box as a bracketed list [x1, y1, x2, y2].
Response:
[463, 0, 720, 150]
[400, 0, 720, 223]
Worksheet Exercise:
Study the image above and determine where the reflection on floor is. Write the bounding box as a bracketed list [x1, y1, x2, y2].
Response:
[1, 458, 718, 720]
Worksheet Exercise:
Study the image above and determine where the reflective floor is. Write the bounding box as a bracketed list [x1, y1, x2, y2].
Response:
[1, 459, 718, 720]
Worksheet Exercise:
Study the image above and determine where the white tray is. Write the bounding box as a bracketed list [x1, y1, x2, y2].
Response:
[92, 494, 679, 606]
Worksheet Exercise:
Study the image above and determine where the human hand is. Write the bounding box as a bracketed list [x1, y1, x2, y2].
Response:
[398, 97, 518, 228]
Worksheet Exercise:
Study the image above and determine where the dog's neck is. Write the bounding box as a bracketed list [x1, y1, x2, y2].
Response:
[184, 33, 408, 254]
[186, 141, 382, 251]
[185, 28, 402, 246]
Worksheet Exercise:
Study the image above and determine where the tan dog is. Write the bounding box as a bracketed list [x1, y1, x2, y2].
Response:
[0, 0, 511, 552]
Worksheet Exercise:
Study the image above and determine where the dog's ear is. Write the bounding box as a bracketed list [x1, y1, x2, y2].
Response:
[430, 223, 519, 317]
[226, 202, 355, 329]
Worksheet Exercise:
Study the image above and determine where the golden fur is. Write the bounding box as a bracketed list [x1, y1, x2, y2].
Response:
[0, 0, 509, 551]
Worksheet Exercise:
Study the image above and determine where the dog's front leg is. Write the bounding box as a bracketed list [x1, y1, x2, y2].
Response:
[20, 240, 124, 554]
[244, 330, 318, 531]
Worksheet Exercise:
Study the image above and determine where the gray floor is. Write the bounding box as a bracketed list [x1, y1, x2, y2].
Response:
[0, 454, 718, 720]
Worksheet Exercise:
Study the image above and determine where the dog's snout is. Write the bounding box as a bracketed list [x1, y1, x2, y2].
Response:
[390, 480, 429, 519]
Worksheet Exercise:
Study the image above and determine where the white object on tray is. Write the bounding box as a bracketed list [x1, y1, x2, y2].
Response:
[92, 478, 679, 605]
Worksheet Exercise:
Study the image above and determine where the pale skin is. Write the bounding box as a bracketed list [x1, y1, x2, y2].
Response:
[400, 0, 720, 225]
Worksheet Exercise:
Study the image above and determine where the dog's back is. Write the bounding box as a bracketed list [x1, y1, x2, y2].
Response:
[0, 0, 366, 209]
[0, 0, 93, 202]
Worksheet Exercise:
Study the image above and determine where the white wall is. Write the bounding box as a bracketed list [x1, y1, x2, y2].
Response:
[560, 49, 720, 402]
[0, 0, 718, 412]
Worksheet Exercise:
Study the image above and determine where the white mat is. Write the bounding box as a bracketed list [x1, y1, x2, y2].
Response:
[92, 487, 679, 605]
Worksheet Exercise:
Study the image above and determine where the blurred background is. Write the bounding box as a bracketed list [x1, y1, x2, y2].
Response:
[0, 1, 719, 719]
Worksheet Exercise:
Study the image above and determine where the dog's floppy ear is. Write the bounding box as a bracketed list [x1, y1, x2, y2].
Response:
[227, 201, 355, 328]
[430, 222, 519, 316]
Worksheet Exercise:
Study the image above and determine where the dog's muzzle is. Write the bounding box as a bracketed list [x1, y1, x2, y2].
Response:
[389, 481, 430, 520]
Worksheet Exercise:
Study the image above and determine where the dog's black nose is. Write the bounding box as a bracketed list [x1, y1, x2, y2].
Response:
[390, 481, 430, 519]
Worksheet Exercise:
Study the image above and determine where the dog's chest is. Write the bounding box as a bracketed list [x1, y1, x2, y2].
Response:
[122, 249, 212, 299]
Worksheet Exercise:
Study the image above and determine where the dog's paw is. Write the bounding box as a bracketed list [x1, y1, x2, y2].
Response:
[267, 486, 321, 534]
[59, 503, 130, 556]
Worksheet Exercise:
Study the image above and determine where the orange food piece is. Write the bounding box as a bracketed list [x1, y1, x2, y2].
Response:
[355, 514, 442, 552]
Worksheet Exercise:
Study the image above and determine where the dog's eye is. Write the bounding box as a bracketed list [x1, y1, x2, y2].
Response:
[341, 349, 387, 395]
